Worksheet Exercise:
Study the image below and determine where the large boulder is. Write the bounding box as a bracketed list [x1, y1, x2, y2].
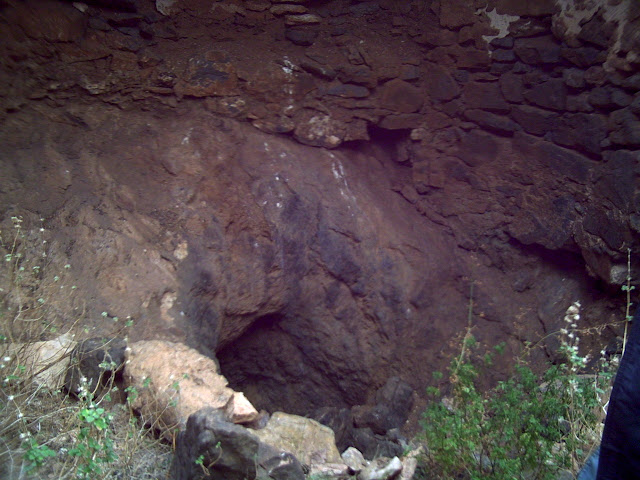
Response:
[123, 340, 258, 439]
[253, 412, 343, 465]
[172, 408, 306, 480]
[1, 333, 76, 390]
[171, 408, 261, 480]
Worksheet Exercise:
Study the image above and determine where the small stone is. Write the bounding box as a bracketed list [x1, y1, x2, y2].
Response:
[325, 84, 370, 98]
[245, 1, 270, 12]
[490, 36, 514, 49]
[225, 392, 259, 424]
[491, 49, 516, 62]
[464, 109, 518, 135]
[563, 68, 585, 89]
[300, 61, 336, 80]
[523, 78, 566, 110]
[378, 114, 423, 130]
[622, 73, 640, 90]
[511, 105, 558, 136]
[285, 14, 321, 26]
[308, 463, 351, 478]
[514, 36, 561, 64]
[584, 66, 607, 86]
[499, 72, 524, 102]
[171, 408, 260, 480]
[270, 4, 307, 15]
[285, 28, 318, 46]
[400, 457, 417, 480]
[425, 64, 459, 101]
[357, 456, 402, 480]
[561, 47, 606, 67]
[342, 447, 367, 472]
[463, 82, 510, 113]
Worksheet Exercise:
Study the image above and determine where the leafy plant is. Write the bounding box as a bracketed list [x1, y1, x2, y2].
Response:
[420, 301, 614, 480]
[23, 438, 57, 470]
[0, 214, 172, 479]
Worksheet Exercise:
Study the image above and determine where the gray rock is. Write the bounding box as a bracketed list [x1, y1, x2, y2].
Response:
[609, 108, 640, 147]
[284, 28, 318, 46]
[464, 109, 519, 136]
[511, 105, 558, 136]
[562, 68, 585, 89]
[523, 78, 566, 110]
[64, 337, 126, 397]
[284, 14, 321, 26]
[257, 443, 305, 480]
[514, 36, 561, 64]
[342, 447, 367, 473]
[463, 81, 510, 113]
[171, 408, 260, 480]
[349, 427, 403, 460]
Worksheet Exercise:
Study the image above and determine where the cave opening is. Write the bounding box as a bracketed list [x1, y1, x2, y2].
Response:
[217, 312, 365, 418]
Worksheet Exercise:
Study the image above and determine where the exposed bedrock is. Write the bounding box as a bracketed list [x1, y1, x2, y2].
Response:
[0, 0, 638, 426]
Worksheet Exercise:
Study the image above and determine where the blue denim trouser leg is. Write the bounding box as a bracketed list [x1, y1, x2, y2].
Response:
[596, 306, 640, 479]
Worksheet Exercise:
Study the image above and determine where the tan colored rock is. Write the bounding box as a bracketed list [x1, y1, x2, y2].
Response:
[2, 334, 76, 390]
[400, 456, 418, 480]
[308, 463, 351, 477]
[270, 4, 307, 15]
[225, 391, 259, 424]
[123, 340, 257, 439]
[285, 14, 321, 26]
[254, 412, 342, 465]
[357, 457, 402, 480]
[342, 446, 367, 472]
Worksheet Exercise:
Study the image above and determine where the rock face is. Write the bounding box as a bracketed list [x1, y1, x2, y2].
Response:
[0, 0, 638, 436]
[123, 341, 258, 438]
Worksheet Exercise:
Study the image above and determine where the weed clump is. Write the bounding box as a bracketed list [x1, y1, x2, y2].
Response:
[419, 299, 618, 480]
[0, 214, 171, 479]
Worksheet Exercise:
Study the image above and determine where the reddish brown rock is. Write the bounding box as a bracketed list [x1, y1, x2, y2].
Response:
[511, 105, 559, 136]
[378, 114, 423, 130]
[492, 0, 557, 16]
[438, 2, 476, 28]
[379, 79, 423, 114]
[464, 109, 518, 135]
[523, 78, 567, 110]
[425, 64, 460, 102]
[174, 55, 238, 98]
[514, 36, 561, 64]
[463, 82, 510, 113]
[9, 0, 86, 42]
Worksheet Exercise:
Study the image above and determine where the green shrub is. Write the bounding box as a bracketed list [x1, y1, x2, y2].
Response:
[420, 301, 613, 480]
